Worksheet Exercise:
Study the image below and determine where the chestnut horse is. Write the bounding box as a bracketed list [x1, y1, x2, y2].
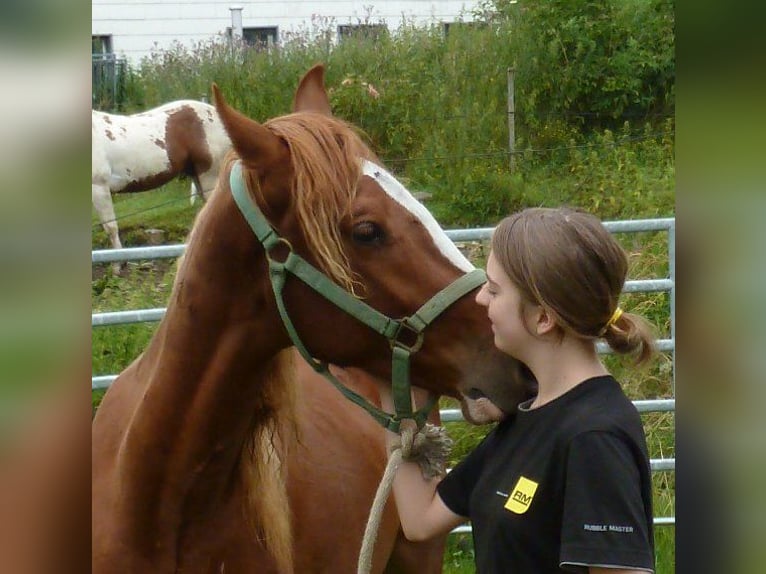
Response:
[92, 100, 232, 252]
[92, 64, 532, 573]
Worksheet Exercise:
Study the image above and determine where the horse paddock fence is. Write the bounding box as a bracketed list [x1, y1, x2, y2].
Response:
[92, 218, 676, 529]
[92, 53, 128, 112]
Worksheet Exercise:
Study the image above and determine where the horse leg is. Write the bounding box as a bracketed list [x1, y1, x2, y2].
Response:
[189, 178, 202, 206]
[191, 167, 216, 206]
[196, 170, 220, 203]
[92, 183, 123, 274]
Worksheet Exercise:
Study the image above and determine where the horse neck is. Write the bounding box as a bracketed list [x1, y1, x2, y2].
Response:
[117, 194, 292, 539]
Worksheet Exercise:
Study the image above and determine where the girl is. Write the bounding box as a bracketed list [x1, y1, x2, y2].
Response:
[383, 207, 657, 573]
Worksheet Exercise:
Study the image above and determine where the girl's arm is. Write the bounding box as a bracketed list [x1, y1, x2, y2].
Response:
[380, 390, 467, 541]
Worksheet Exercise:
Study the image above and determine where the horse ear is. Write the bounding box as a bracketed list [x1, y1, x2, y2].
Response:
[211, 83, 287, 170]
[292, 64, 332, 115]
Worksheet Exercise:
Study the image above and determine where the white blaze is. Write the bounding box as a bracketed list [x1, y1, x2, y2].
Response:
[361, 160, 474, 273]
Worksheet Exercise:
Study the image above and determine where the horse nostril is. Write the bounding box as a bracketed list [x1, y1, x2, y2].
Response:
[466, 388, 487, 400]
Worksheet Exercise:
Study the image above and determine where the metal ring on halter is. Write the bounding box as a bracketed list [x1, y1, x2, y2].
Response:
[265, 237, 294, 265]
[390, 319, 425, 353]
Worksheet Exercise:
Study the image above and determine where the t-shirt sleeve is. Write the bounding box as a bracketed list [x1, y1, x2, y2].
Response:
[436, 427, 495, 518]
[560, 430, 654, 573]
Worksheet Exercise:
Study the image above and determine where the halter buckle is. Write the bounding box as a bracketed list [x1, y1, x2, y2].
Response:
[390, 319, 424, 353]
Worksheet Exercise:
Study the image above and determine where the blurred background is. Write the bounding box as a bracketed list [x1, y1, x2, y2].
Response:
[0, 0, 90, 572]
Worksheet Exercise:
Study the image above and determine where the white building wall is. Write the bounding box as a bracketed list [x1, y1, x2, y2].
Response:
[92, 0, 479, 65]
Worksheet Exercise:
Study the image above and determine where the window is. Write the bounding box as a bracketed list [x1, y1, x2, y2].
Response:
[92, 35, 113, 55]
[243, 27, 277, 49]
[337, 24, 387, 43]
[228, 26, 278, 50]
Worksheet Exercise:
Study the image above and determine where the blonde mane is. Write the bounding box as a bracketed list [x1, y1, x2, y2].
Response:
[241, 349, 298, 574]
[229, 112, 377, 293]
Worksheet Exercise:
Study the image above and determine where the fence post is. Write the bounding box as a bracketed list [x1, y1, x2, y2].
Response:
[507, 67, 516, 172]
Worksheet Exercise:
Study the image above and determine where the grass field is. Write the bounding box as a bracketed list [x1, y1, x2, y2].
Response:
[92, 180, 675, 572]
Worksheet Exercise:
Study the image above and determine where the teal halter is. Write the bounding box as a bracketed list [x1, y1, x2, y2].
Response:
[229, 161, 486, 433]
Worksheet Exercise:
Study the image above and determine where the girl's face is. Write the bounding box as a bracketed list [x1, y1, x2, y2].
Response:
[476, 251, 539, 361]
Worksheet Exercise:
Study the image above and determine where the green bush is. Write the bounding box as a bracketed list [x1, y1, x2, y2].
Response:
[484, 0, 675, 134]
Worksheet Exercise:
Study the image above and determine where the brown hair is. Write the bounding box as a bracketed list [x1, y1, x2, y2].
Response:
[491, 207, 656, 364]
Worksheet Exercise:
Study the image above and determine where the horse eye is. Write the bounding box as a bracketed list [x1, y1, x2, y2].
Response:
[352, 221, 385, 245]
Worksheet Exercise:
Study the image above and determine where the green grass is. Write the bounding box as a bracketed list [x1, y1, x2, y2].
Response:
[91, 180, 199, 249]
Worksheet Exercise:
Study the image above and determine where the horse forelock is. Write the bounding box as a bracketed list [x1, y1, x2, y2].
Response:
[214, 113, 374, 293]
[265, 113, 375, 293]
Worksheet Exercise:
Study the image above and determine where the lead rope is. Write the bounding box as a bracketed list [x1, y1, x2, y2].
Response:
[357, 423, 453, 574]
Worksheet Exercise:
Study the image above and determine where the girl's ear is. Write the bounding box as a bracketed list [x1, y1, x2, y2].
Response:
[535, 305, 558, 336]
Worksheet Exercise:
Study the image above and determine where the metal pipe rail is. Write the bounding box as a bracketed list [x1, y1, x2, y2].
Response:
[92, 219, 675, 264]
[92, 287, 673, 327]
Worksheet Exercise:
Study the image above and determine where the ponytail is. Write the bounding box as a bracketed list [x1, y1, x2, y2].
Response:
[602, 311, 657, 366]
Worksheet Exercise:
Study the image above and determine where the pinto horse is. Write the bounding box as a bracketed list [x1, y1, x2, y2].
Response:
[92, 64, 533, 573]
[92, 100, 231, 252]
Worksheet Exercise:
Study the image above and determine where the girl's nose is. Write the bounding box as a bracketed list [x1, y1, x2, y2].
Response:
[475, 283, 488, 306]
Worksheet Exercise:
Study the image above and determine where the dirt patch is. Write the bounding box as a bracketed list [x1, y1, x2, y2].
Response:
[92, 258, 176, 287]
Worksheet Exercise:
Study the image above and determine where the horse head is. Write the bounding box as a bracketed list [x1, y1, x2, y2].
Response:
[211, 64, 534, 423]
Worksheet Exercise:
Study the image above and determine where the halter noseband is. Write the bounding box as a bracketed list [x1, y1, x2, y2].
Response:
[229, 160, 486, 433]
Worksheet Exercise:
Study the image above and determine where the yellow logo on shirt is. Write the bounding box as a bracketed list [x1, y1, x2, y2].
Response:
[505, 476, 539, 514]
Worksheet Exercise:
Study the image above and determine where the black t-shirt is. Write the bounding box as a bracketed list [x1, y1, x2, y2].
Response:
[438, 376, 655, 573]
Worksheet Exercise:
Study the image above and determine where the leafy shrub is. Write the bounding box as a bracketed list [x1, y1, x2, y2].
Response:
[482, 0, 675, 135]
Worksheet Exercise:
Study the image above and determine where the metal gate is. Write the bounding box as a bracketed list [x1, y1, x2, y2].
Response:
[92, 54, 127, 111]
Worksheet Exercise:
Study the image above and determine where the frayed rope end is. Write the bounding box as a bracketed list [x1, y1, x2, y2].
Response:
[389, 423, 453, 479]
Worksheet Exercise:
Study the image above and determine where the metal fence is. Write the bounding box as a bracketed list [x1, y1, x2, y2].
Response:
[92, 218, 676, 527]
[92, 54, 128, 112]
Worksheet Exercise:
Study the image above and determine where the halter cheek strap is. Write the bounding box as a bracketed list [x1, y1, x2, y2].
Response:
[229, 160, 486, 433]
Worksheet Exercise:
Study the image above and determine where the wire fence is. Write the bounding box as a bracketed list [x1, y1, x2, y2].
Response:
[384, 129, 673, 165]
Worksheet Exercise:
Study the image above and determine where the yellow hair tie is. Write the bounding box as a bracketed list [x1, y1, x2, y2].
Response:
[600, 307, 623, 336]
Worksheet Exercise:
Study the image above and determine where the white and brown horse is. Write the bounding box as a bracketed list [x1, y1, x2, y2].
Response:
[92, 65, 533, 573]
[92, 100, 231, 252]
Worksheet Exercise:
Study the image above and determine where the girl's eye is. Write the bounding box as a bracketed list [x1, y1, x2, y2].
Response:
[352, 221, 385, 245]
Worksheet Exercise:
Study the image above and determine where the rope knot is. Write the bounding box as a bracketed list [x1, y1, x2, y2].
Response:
[390, 423, 452, 479]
